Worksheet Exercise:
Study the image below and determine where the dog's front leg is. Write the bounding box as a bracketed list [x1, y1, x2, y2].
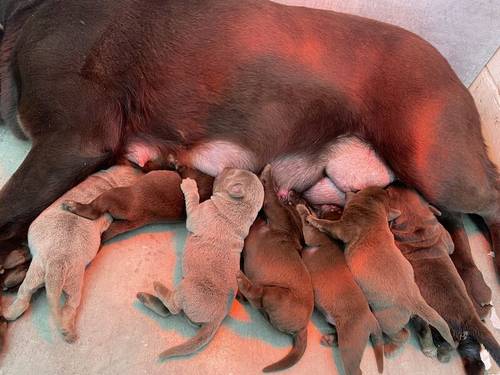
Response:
[0, 135, 112, 244]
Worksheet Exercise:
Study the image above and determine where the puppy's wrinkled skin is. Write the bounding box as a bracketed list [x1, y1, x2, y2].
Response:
[3, 165, 142, 342]
[388, 185, 500, 372]
[306, 187, 455, 355]
[238, 165, 313, 372]
[138, 168, 264, 360]
[63, 162, 214, 241]
[298, 203, 383, 375]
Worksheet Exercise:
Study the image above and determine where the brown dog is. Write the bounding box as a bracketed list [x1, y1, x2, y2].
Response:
[296, 203, 383, 375]
[63, 164, 214, 241]
[237, 166, 314, 372]
[306, 187, 455, 354]
[387, 185, 500, 374]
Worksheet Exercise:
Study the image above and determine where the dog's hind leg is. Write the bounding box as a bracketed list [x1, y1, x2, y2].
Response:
[137, 292, 171, 317]
[60, 268, 85, 343]
[236, 271, 264, 309]
[3, 259, 44, 320]
[153, 281, 181, 314]
[431, 328, 454, 363]
[439, 212, 492, 319]
[101, 220, 147, 242]
[457, 334, 486, 375]
[411, 316, 437, 358]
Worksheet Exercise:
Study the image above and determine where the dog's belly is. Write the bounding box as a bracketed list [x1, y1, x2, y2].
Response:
[125, 137, 394, 206]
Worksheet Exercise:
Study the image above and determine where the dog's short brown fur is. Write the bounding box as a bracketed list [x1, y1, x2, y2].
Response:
[306, 187, 455, 354]
[63, 164, 214, 241]
[388, 185, 500, 373]
[297, 203, 383, 375]
[237, 165, 313, 372]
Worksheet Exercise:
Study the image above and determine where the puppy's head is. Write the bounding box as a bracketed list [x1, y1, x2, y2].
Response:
[213, 168, 264, 206]
[386, 184, 443, 240]
[346, 187, 400, 222]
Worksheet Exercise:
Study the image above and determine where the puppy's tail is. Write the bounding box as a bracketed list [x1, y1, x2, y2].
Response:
[467, 316, 500, 366]
[158, 319, 222, 360]
[335, 313, 383, 375]
[263, 327, 307, 372]
[369, 316, 384, 374]
[411, 296, 455, 348]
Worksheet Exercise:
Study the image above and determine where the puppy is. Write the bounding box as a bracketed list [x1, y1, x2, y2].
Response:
[3, 164, 143, 342]
[306, 187, 455, 354]
[236, 165, 314, 372]
[297, 203, 383, 375]
[63, 162, 214, 241]
[387, 185, 500, 373]
[137, 168, 264, 360]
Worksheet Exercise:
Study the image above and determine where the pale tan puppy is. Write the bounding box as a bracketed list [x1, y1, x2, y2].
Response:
[306, 187, 455, 355]
[3, 164, 143, 342]
[137, 168, 264, 360]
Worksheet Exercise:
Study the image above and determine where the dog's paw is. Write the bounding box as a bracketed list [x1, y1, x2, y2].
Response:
[61, 200, 78, 213]
[180, 178, 197, 193]
[61, 328, 78, 344]
[3, 247, 31, 270]
[320, 333, 338, 347]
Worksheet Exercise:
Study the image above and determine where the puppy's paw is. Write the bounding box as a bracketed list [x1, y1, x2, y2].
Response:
[180, 178, 197, 193]
[2, 265, 28, 290]
[61, 328, 78, 343]
[320, 333, 338, 347]
[3, 247, 31, 270]
[61, 200, 78, 213]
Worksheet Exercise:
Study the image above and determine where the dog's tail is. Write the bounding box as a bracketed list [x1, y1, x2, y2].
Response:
[263, 327, 307, 373]
[411, 296, 455, 347]
[467, 316, 500, 366]
[158, 319, 222, 360]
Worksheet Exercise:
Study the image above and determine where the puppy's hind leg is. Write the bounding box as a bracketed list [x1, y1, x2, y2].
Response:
[3, 260, 44, 320]
[384, 328, 410, 357]
[431, 328, 454, 363]
[137, 292, 171, 317]
[236, 271, 264, 309]
[153, 281, 181, 315]
[411, 316, 437, 358]
[60, 268, 85, 343]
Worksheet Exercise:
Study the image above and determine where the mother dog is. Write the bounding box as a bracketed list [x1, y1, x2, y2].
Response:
[0, 0, 498, 299]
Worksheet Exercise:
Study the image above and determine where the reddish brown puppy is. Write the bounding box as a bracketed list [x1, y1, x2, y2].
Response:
[306, 187, 455, 355]
[297, 203, 383, 375]
[238, 166, 314, 373]
[387, 185, 500, 375]
[63, 165, 214, 241]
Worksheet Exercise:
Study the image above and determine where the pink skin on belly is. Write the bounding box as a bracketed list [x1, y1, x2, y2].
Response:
[125, 137, 394, 206]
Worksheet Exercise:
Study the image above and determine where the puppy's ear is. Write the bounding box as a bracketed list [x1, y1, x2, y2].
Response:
[428, 205, 442, 217]
[388, 208, 401, 221]
[227, 183, 244, 199]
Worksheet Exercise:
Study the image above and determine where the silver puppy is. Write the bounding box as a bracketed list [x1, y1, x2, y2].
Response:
[138, 168, 264, 360]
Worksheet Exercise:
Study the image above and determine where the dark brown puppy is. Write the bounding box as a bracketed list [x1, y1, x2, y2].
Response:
[0, 0, 498, 313]
[306, 187, 455, 354]
[237, 165, 314, 373]
[297, 203, 383, 375]
[387, 185, 500, 374]
[63, 166, 213, 241]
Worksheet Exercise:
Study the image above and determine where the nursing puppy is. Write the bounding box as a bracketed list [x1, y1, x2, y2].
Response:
[306, 187, 455, 354]
[63, 163, 214, 241]
[137, 168, 264, 360]
[2, 164, 142, 342]
[387, 185, 500, 374]
[237, 165, 314, 372]
[297, 203, 383, 375]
